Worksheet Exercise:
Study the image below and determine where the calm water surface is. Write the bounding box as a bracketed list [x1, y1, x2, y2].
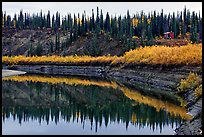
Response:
[2, 74, 189, 135]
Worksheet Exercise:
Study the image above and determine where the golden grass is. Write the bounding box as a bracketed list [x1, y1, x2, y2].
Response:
[2, 44, 202, 66]
[3, 75, 192, 120]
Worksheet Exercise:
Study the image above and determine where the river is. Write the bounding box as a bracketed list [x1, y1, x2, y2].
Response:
[2, 74, 190, 135]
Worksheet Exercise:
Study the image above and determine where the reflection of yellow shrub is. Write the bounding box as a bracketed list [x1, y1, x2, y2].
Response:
[2, 75, 118, 89]
[195, 84, 202, 97]
[3, 75, 191, 120]
[120, 85, 191, 120]
[177, 72, 202, 93]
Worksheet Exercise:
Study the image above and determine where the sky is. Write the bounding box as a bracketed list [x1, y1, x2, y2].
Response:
[2, 2, 202, 19]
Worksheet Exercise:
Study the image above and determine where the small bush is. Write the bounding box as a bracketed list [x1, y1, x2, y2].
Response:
[195, 84, 202, 97]
[177, 72, 202, 94]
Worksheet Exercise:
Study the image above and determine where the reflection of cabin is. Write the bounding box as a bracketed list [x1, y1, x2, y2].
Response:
[163, 32, 174, 39]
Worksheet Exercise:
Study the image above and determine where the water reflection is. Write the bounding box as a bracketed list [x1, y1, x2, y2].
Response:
[2, 74, 190, 135]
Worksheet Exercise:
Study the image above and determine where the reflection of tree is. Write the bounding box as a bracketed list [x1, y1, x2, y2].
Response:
[2, 76, 185, 133]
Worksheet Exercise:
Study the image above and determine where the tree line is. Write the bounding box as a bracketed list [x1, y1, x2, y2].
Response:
[2, 6, 202, 56]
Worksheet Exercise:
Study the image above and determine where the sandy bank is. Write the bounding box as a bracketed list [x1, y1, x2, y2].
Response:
[2, 69, 26, 78]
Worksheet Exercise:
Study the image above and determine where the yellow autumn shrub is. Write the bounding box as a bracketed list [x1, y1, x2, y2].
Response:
[2, 44, 202, 66]
[195, 84, 202, 97]
[177, 72, 202, 93]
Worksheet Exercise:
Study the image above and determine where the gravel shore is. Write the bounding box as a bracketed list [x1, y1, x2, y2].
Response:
[2, 69, 26, 78]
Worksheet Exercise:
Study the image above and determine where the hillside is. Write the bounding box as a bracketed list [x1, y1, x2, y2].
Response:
[2, 28, 125, 56]
[2, 28, 192, 57]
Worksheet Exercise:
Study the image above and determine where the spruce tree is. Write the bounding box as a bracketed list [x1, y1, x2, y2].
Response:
[36, 42, 43, 56]
[52, 14, 55, 30]
[96, 7, 100, 35]
[77, 13, 81, 36]
[4, 11, 6, 28]
[105, 12, 110, 32]
[100, 9, 104, 31]
[91, 9, 95, 31]
[47, 10, 51, 28]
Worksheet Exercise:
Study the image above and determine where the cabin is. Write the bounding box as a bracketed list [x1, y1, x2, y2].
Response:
[163, 32, 174, 39]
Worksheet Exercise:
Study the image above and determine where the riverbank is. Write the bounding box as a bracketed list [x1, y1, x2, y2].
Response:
[2, 69, 26, 78]
[175, 89, 202, 135]
[5, 64, 202, 93]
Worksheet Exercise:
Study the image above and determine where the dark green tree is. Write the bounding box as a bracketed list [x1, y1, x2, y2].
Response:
[6, 15, 11, 29]
[100, 9, 104, 31]
[126, 10, 131, 36]
[104, 12, 111, 32]
[77, 13, 81, 36]
[4, 11, 7, 28]
[172, 12, 177, 37]
[95, 7, 100, 35]
[190, 11, 199, 43]
[35, 42, 43, 56]
[52, 14, 55, 30]
[47, 10, 51, 28]
[73, 13, 77, 41]
[91, 9, 95, 31]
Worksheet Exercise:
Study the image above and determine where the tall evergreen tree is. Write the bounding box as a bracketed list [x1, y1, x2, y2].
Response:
[35, 42, 43, 56]
[183, 5, 187, 34]
[180, 11, 185, 37]
[77, 13, 81, 36]
[47, 10, 51, 28]
[172, 12, 177, 37]
[95, 7, 100, 35]
[4, 11, 7, 28]
[73, 13, 77, 41]
[160, 9, 164, 35]
[13, 13, 17, 28]
[198, 17, 202, 40]
[84, 11, 88, 33]
[126, 10, 131, 36]
[6, 15, 11, 29]
[100, 9, 104, 31]
[81, 12, 85, 35]
[104, 12, 110, 32]
[190, 11, 198, 43]
[19, 10, 24, 29]
[52, 14, 55, 30]
[91, 9, 95, 31]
